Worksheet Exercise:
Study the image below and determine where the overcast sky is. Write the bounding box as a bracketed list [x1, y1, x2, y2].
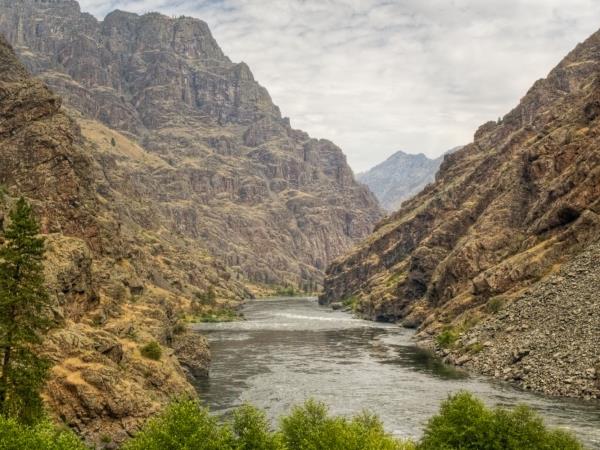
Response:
[78, 1, 600, 172]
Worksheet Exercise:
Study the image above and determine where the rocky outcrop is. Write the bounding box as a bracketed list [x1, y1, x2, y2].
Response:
[321, 27, 600, 397]
[357, 150, 456, 211]
[0, 0, 382, 291]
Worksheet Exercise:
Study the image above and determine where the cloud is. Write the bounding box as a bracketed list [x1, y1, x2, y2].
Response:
[77, 0, 600, 171]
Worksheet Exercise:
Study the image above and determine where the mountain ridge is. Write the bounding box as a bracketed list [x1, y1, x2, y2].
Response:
[357, 149, 458, 211]
[321, 27, 600, 399]
[0, 0, 382, 291]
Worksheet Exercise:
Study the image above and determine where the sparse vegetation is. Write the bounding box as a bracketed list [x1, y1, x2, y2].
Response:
[193, 308, 238, 323]
[436, 326, 460, 349]
[274, 285, 302, 297]
[342, 295, 359, 311]
[110, 137, 116, 147]
[194, 287, 217, 305]
[140, 341, 162, 361]
[486, 296, 505, 314]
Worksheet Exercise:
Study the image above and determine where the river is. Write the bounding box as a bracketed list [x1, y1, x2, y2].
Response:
[192, 297, 600, 447]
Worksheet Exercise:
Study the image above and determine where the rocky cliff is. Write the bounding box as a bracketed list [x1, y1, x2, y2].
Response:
[357, 150, 450, 211]
[0, 0, 382, 291]
[321, 28, 600, 398]
[0, 32, 243, 447]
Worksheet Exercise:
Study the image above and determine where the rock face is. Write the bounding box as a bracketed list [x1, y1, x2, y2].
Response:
[321, 28, 600, 397]
[0, 0, 382, 290]
[0, 34, 219, 446]
[357, 150, 448, 211]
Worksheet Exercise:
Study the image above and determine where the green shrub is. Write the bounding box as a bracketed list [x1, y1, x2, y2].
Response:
[280, 399, 413, 450]
[0, 416, 88, 449]
[486, 296, 505, 314]
[274, 285, 300, 297]
[140, 341, 162, 360]
[232, 404, 282, 450]
[122, 400, 234, 450]
[194, 288, 217, 305]
[436, 327, 460, 349]
[418, 392, 582, 450]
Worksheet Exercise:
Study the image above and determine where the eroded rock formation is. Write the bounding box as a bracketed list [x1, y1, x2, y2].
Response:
[0, 0, 382, 291]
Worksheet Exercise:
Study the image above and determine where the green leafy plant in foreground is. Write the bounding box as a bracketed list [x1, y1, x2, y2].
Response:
[418, 391, 583, 450]
[0, 416, 87, 450]
[0, 393, 584, 449]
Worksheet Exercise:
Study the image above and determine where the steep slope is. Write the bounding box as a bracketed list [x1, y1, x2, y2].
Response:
[0, 0, 382, 290]
[321, 29, 600, 398]
[357, 150, 445, 211]
[0, 35, 247, 446]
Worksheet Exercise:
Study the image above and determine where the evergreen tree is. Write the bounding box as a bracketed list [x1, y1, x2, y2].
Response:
[0, 197, 52, 424]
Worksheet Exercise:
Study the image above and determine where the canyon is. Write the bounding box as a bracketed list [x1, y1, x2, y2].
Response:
[321, 26, 600, 400]
[0, 0, 381, 445]
[1, 0, 599, 447]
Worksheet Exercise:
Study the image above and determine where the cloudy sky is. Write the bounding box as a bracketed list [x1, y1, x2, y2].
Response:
[78, 0, 600, 172]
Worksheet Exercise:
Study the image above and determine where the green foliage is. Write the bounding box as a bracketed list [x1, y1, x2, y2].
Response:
[342, 295, 359, 311]
[124, 399, 412, 450]
[274, 285, 301, 297]
[0, 198, 53, 424]
[193, 308, 238, 323]
[0, 416, 87, 449]
[140, 341, 162, 361]
[232, 404, 282, 450]
[418, 391, 583, 450]
[195, 288, 217, 305]
[280, 399, 413, 450]
[485, 296, 505, 314]
[435, 327, 460, 349]
[110, 137, 117, 147]
[122, 400, 234, 450]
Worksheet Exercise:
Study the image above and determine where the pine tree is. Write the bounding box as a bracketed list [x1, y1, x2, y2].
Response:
[0, 197, 52, 424]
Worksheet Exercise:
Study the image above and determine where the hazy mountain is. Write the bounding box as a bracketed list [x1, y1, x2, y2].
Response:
[357, 150, 457, 211]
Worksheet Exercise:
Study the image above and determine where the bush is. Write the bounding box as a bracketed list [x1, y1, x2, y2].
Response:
[486, 296, 505, 314]
[232, 404, 281, 450]
[0, 416, 87, 449]
[122, 400, 234, 450]
[140, 341, 162, 360]
[274, 285, 300, 297]
[418, 392, 582, 450]
[280, 399, 413, 450]
[436, 327, 460, 349]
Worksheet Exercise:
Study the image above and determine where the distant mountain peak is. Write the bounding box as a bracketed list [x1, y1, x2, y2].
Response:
[357, 149, 456, 211]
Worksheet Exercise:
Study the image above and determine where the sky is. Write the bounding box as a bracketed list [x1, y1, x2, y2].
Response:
[78, 1, 600, 172]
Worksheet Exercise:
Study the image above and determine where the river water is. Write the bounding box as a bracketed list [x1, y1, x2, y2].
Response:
[192, 297, 600, 447]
